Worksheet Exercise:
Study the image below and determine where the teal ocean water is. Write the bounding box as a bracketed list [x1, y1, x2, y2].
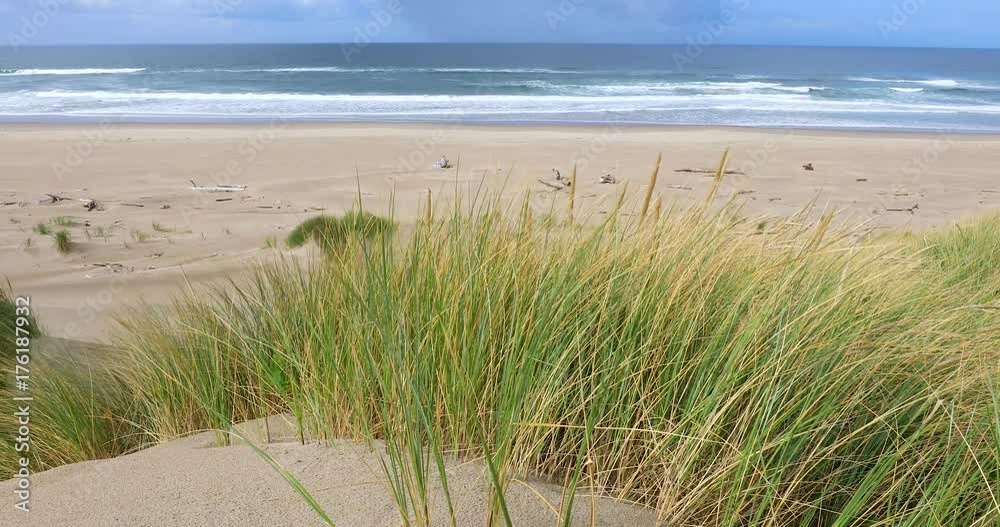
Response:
[2, 44, 999, 131]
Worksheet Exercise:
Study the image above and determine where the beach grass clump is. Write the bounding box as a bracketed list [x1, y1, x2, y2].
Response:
[286, 210, 395, 252]
[52, 216, 81, 228]
[916, 212, 1000, 295]
[0, 363, 142, 473]
[53, 229, 73, 254]
[97, 198, 1000, 526]
[33, 222, 51, 236]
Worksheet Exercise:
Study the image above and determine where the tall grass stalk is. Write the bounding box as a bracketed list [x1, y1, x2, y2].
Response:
[569, 164, 578, 221]
[640, 153, 661, 222]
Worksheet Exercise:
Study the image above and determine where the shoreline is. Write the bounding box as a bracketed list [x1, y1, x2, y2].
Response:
[3, 118, 1000, 136]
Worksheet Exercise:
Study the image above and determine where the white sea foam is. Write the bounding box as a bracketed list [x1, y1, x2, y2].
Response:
[19, 90, 1000, 118]
[0, 68, 146, 76]
[192, 66, 572, 75]
[915, 79, 960, 87]
[890, 87, 924, 93]
[850, 77, 962, 88]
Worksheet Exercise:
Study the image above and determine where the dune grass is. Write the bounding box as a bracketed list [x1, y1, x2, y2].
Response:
[286, 210, 396, 252]
[3, 182, 999, 525]
[53, 229, 73, 254]
[1, 286, 41, 387]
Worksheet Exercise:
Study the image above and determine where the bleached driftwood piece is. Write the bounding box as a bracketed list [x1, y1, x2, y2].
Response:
[537, 179, 565, 191]
[189, 180, 247, 193]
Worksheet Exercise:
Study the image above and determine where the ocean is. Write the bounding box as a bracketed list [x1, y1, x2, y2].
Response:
[1, 44, 1000, 132]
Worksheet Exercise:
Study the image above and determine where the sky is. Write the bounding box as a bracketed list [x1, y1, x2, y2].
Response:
[1, 0, 998, 48]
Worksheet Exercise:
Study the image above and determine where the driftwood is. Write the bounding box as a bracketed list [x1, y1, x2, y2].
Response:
[189, 180, 247, 193]
[215, 198, 234, 202]
[90, 263, 133, 274]
[537, 179, 565, 191]
[675, 168, 746, 176]
[121, 203, 145, 208]
[887, 204, 920, 214]
[981, 189, 1000, 194]
[44, 193, 99, 211]
[666, 185, 693, 191]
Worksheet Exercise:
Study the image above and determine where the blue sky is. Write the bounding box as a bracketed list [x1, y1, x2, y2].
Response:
[2, 0, 998, 48]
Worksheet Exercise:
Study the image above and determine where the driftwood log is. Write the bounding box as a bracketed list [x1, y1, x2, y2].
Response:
[189, 180, 247, 192]
[887, 204, 920, 214]
[537, 179, 565, 191]
[44, 193, 99, 211]
[675, 168, 746, 176]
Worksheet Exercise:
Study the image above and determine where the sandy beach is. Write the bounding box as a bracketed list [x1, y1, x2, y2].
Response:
[2, 122, 999, 342]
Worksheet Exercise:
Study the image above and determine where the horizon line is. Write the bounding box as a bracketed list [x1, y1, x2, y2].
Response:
[5, 42, 1000, 52]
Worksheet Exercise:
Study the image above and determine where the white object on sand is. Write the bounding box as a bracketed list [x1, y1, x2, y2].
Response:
[433, 156, 452, 169]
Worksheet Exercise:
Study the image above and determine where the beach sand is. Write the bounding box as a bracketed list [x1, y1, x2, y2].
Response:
[0, 415, 655, 526]
[2, 122, 999, 341]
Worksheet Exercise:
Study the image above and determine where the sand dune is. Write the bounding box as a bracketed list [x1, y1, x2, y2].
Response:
[0, 415, 655, 526]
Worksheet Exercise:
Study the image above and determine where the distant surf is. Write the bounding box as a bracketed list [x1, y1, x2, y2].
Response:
[0, 68, 146, 76]
[2, 44, 1000, 131]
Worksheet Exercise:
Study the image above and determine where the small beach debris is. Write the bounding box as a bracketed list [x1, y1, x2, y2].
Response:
[887, 204, 920, 214]
[553, 168, 563, 181]
[121, 203, 145, 208]
[666, 185, 693, 191]
[160, 203, 171, 209]
[599, 174, 618, 184]
[802, 163, 815, 171]
[215, 198, 234, 202]
[735, 189, 756, 196]
[90, 263, 134, 274]
[433, 156, 452, 169]
[189, 180, 247, 192]
[856, 178, 868, 182]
